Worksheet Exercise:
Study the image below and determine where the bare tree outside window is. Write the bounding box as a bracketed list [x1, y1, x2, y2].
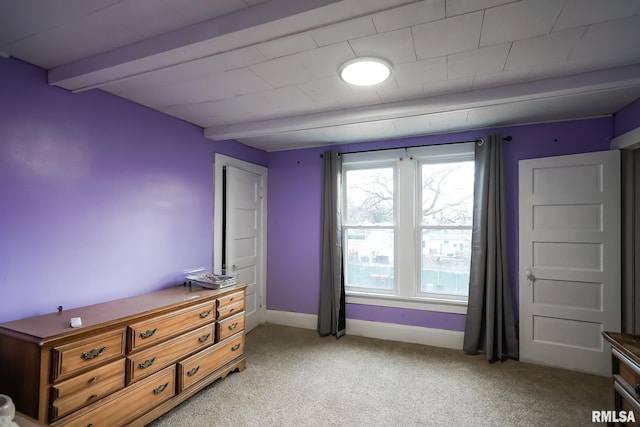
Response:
[421, 162, 474, 226]
[344, 167, 394, 290]
[345, 168, 393, 225]
[421, 161, 474, 296]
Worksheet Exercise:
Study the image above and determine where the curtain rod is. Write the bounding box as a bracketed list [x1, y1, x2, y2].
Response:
[320, 135, 512, 158]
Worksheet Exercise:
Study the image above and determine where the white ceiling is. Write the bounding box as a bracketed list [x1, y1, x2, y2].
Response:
[2, 0, 640, 151]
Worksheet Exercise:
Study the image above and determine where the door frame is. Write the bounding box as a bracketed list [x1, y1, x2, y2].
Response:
[213, 153, 267, 327]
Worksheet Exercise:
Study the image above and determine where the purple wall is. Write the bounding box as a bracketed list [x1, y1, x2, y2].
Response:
[3, 55, 635, 333]
[615, 97, 640, 136]
[0, 58, 266, 323]
[266, 118, 614, 331]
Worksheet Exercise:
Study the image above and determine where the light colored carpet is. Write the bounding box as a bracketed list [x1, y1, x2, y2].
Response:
[148, 323, 613, 427]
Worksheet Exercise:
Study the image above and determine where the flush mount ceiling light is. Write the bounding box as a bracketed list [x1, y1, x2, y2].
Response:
[339, 57, 392, 86]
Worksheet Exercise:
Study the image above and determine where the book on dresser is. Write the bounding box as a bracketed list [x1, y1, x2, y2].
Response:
[0, 283, 247, 426]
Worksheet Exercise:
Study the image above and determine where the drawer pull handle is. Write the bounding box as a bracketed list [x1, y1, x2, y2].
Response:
[140, 328, 157, 339]
[198, 333, 210, 343]
[231, 344, 241, 351]
[187, 366, 200, 377]
[81, 346, 106, 360]
[635, 383, 640, 397]
[88, 394, 98, 401]
[228, 322, 238, 330]
[89, 376, 99, 384]
[200, 310, 211, 318]
[139, 357, 156, 369]
[153, 382, 169, 395]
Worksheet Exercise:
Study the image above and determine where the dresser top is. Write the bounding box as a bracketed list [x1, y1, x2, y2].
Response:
[603, 331, 640, 367]
[0, 283, 246, 344]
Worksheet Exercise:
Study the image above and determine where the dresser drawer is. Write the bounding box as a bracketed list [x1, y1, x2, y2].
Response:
[177, 332, 244, 392]
[127, 323, 214, 383]
[54, 366, 176, 427]
[216, 312, 245, 341]
[52, 358, 125, 399]
[52, 329, 126, 380]
[128, 301, 215, 351]
[217, 290, 244, 308]
[51, 358, 126, 419]
[51, 373, 124, 420]
[217, 300, 244, 320]
[619, 355, 640, 394]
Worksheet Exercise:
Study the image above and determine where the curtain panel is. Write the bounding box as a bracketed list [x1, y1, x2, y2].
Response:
[463, 134, 518, 361]
[318, 151, 346, 337]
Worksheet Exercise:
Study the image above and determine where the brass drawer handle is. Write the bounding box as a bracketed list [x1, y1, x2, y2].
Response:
[187, 366, 200, 377]
[198, 333, 211, 343]
[81, 346, 106, 360]
[228, 322, 238, 330]
[89, 376, 99, 384]
[153, 382, 169, 395]
[138, 357, 156, 369]
[88, 394, 98, 401]
[231, 344, 240, 351]
[139, 328, 157, 339]
[199, 310, 211, 318]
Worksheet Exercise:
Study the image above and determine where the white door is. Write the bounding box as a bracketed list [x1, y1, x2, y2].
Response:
[214, 155, 266, 333]
[519, 150, 620, 376]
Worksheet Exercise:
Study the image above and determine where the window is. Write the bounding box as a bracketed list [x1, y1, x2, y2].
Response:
[419, 160, 474, 298]
[342, 143, 474, 312]
[344, 165, 395, 292]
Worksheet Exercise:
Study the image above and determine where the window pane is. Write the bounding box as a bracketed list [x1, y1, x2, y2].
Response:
[421, 161, 474, 226]
[345, 228, 394, 290]
[345, 167, 394, 225]
[421, 228, 471, 296]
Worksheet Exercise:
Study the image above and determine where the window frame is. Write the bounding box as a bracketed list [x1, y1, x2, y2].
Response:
[341, 143, 475, 314]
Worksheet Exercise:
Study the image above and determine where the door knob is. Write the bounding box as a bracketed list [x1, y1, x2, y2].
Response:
[524, 268, 534, 285]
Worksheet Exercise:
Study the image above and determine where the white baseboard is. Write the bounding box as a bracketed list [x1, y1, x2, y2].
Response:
[265, 310, 464, 350]
[265, 310, 318, 330]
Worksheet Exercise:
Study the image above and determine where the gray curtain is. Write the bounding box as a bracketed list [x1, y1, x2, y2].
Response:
[621, 149, 640, 333]
[318, 151, 346, 337]
[463, 134, 518, 361]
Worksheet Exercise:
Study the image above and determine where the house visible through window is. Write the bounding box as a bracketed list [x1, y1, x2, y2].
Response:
[342, 143, 474, 311]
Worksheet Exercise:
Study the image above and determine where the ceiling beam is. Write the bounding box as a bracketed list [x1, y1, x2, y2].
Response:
[203, 64, 640, 141]
[48, 0, 342, 91]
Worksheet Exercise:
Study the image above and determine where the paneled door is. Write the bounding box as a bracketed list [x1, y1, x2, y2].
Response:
[214, 155, 267, 333]
[518, 150, 620, 376]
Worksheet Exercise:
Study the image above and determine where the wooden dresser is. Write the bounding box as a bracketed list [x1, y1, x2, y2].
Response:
[602, 332, 640, 426]
[0, 283, 247, 426]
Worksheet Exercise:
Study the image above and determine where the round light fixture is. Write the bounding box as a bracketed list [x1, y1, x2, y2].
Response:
[339, 57, 392, 86]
